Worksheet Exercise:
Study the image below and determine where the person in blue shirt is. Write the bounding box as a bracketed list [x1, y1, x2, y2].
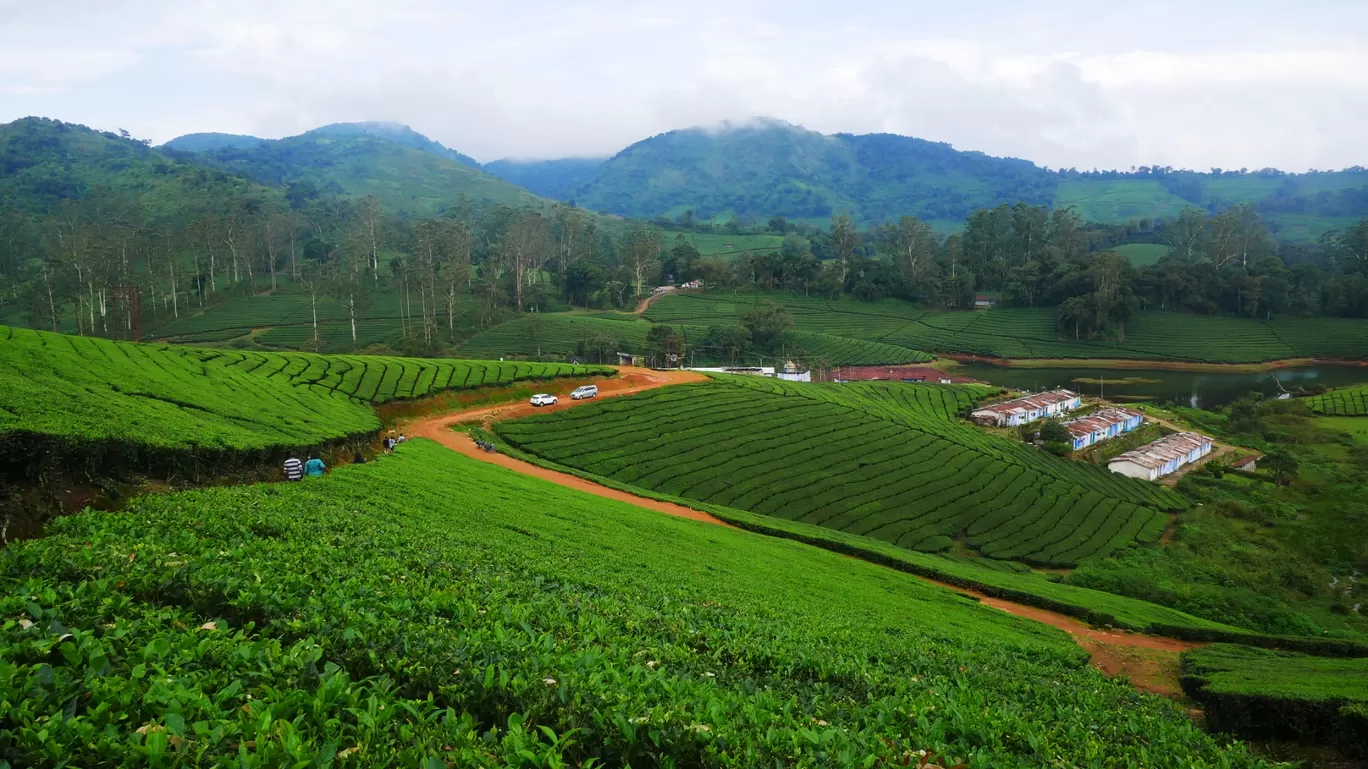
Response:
[304, 455, 326, 478]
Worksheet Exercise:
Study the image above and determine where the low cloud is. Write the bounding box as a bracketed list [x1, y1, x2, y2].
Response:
[0, 0, 1363, 171]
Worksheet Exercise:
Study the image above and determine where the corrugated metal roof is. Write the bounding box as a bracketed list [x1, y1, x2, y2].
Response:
[973, 389, 1079, 416]
[1109, 432, 1212, 470]
[1063, 407, 1143, 438]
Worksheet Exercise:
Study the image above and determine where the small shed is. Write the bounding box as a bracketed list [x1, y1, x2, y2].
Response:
[1232, 455, 1259, 472]
[974, 292, 1000, 310]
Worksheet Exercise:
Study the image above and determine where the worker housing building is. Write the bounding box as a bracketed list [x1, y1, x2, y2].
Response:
[970, 389, 1081, 428]
[1062, 407, 1145, 450]
[1107, 432, 1214, 481]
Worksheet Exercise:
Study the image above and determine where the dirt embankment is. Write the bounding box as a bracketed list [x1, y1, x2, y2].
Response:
[403, 365, 1201, 696]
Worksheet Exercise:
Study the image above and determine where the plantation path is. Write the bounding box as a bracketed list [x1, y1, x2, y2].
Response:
[405, 368, 727, 528]
[406, 367, 1201, 696]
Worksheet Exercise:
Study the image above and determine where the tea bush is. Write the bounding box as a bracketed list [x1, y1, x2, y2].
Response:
[497, 375, 1181, 566]
[0, 442, 1276, 767]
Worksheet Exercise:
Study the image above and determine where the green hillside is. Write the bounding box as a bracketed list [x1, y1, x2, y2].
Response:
[1304, 384, 1368, 416]
[1112, 242, 1171, 266]
[179, 129, 542, 216]
[455, 312, 932, 366]
[559, 119, 1058, 225]
[0, 325, 606, 475]
[1182, 644, 1368, 759]
[0, 441, 1274, 767]
[476, 119, 1368, 234]
[0, 117, 279, 217]
[645, 293, 1368, 362]
[481, 156, 604, 200]
[497, 375, 1183, 566]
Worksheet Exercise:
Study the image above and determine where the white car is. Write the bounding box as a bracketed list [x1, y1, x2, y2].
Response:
[529, 393, 558, 407]
[571, 385, 599, 400]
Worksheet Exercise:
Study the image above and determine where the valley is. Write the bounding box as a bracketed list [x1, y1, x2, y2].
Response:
[2, 109, 1368, 768]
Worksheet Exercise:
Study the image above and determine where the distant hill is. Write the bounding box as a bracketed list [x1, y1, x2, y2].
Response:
[485, 118, 1368, 237]
[304, 121, 482, 168]
[162, 132, 266, 152]
[503, 119, 1059, 227]
[0, 117, 278, 217]
[166, 123, 546, 216]
[482, 157, 604, 201]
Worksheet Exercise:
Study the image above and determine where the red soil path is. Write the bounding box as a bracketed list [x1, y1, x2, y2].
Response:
[404, 366, 1200, 695]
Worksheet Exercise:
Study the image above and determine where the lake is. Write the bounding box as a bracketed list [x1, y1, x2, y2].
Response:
[950, 362, 1368, 409]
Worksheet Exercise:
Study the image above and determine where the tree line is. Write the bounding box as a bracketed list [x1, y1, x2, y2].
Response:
[2, 184, 1366, 351]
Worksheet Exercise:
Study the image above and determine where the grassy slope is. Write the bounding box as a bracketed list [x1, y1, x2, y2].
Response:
[1112, 243, 1171, 266]
[0, 118, 281, 217]
[1304, 385, 1368, 416]
[0, 441, 1277, 767]
[0, 326, 607, 464]
[191, 134, 545, 217]
[645, 292, 1368, 362]
[456, 312, 932, 366]
[1053, 180, 1193, 223]
[1182, 644, 1368, 758]
[497, 375, 1182, 567]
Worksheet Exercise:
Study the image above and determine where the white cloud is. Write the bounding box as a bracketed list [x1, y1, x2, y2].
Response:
[0, 0, 1364, 171]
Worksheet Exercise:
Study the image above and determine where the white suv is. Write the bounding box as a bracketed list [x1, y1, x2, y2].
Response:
[529, 393, 558, 407]
[571, 385, 599, 400]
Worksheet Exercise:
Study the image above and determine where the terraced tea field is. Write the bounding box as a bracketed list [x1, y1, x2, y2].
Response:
[457, 312, 930, 365]
[0, 442, 1269, 767]
[1182, 644, 1368, 760]
[0, 325, 607, 471]
[1303, 385, 1368, 416]
[145, 291, 452, 348]
[497, 375, 1182, 566]
[645, 293, 1368, 363]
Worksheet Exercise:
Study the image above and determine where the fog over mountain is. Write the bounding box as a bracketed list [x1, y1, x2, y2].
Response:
[2, 1, 1366, 171]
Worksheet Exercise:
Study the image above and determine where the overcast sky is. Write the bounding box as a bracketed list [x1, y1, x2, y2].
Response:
[2, 0, 1366, 170]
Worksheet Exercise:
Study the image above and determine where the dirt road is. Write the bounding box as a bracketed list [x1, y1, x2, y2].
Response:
[404, 367, 727, 528]
[405, 366, 1201, 695]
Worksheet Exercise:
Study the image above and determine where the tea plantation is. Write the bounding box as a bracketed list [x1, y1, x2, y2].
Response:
[0, 442, 1277, 767]
[1182, 644, 1368, 760]
[497, 376, 1182, 566]
[1303, 384, 1368, 416]
[0, 326, 607, 474]
[456, 313, 931, 366]
[644, 293, 1368, 363]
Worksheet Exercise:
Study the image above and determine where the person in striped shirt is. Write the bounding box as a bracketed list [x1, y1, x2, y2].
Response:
[283, 455, 304, 481]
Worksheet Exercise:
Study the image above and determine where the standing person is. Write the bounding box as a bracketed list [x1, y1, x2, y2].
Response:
[283, 454, 304, 482]
[304, 455, 326, 478]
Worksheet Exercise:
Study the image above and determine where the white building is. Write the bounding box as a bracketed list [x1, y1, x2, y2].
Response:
[1063, 407, 1145, 451]
[970, 389, 1082, 428]
[1108, 432, 1214, 481]
[688, 366, 776, 377]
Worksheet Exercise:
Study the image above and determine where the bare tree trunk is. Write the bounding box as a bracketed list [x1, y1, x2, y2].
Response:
[43, 268, 57, 331]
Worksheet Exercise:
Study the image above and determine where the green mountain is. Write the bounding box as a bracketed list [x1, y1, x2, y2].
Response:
[481, 156, 604, 200]
[488, 118, 1058, 227]
[168, 123, 545, 215]
[0, 117, 278, 216]
[162, 132, 265, 152]
[305, 121, 482, 168]
[482, 118, 1368, 237]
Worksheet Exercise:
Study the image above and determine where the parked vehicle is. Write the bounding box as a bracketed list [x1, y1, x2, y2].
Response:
[571, 385, 599, 400]
[530, 393, 558, 407]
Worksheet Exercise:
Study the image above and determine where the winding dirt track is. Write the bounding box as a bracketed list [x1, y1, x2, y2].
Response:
[404, 366, 1199, 695]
